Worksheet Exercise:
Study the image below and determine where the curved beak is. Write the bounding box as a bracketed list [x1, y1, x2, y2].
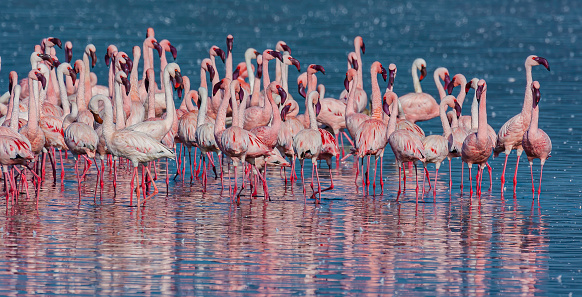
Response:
[90, 50, 97, 68]
[532, 86, 541, 107]
[464, 82, 471, 94]
[381, 66, 387, 82]
[144, 76, 150, 92]
[315, 100, 322, 116]
[383, 98, 391, 116]
[226, 37, 233, 54]
[65, 46, 72, 63]
[215, 48, 226, 63]
[534, 56, 550, 71]
[177, 85, 183, 100]
[280, 104, 291, 121]
[91, 110, 104, 124]
[40, 53, 54, 66]
[68, 68, 77, 85]
[298, 82, 306, 98]
[125, 57, 133, 73]
[344, 75, 350, 91]
[121, 77, 131, 95]
[281, 43, 291, 54]
[53, 60, 61, 68]
[454, 100, 462, 118]
[419, 65, 427, 81]
[277, 86, 287, 104]
[169, 44, 177, 60]
[173, 70, 183, 89]
[446, 76, 455, 95]
[8, 77, 13, 95]
[104, 53, 111, 67]
[35, 72, 47, 89]
[121, 62, 130, 75]
[289, 57, 301, 72]
[361, 41, 365, 54]
[207, 64, 216, 81]
[388, 69, 395, 91]
[153, 41, 163, 58]
[50, 37, 62, 49]
[476, 85, 484, 101]
[314, 64, 325, 74]
[256, 59, 262, 79]
[351, 57, 358, 71]
[239, 87, 245, 102]
[233, 67, 240, 80]
[270, 51, 283, 63]
[213, 80, 223, 96]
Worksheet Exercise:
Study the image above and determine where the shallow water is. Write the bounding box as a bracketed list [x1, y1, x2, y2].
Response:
[0, 0, 581, 295]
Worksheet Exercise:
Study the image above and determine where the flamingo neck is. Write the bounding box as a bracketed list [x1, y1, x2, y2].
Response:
[9, 86, 20, 131]
[160, 52, 168, 92]
[83, 52, 92, 100]
[129, 51, 141, 102]
[345, 75, 358, 117]
[529, 100, 540, 134]
[200, 67, 208, 90]
[147, 74, 156, 119]
[48, 68, 59, 105]
[434, 73, 446, 100]
[58, 71, 70, 116]
[197, 92, 208, 128]
[76, 67, 86, 112]
[307, 72, 317, 95]
[114, 80, 126, 130]
[370, 69, 382, 120]
[262, 57, 271, 92]
[100, 98, 116, 145]
[29, 77, 40, 132]
[162, 69, 176, 130]
[226, 50, 233, 81]
[214, 89, 230, 137]
[245, 54, 256, 94]
[355, 47, 363, 89]
[470, 92, 479, 130]
[521, 65, 533, 127]
[412, 65, 422, 93]
[109, 58, 116, 98]
[142, 40, 150, 79]
[251, 77, 261, 107]
[477, 90, 488, 142]
[439, 101, 453, 137]
[387, 95, 399, 136]
[456, 78, 468, 107]
[307, 98, 317, 131]
[267, 89, 281, 132]
[229, 85, 240, 128]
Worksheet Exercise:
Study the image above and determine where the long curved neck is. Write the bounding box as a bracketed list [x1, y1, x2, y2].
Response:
[48, 68, 59, 105]
[477, 90, 488, 142]
[83, 51, 92, 100]
[162, 69, 176, 129]
[184, 91, 196, 111]
[210, 55, 220, 86]
[28, 77, 39, 133]
[267, 90, 281, 131]
[282, 63, 289, 94]
[147, 74, 156, 119]
[200, 67, 208, 89]
[100, 98, 116, 145]
[230, 86, 240, 127]
[251, 75, 261, 106]
[370, 70, 382, 119]
[109, 58, 116, 98]
[226, 50, 233, 81]
[159, 53, 168, 93]
[275, 60, 282, 85]
[197, 92, 208, 128]
[345, 75, 358, 117]
[529, 101, 539, 134]
[412, 65, 422, 93]
[9, 87, 20, 130]
[129, 51, 141, 101]
[142, 41, 150, 79]
[434, 73, 445, 99]
[39, 74, 48, 117]
[114, 80, 126, 130]
[470, 92, 478, 130]
[456, 80, 468, 107]
[387, 95, 398, 136]
[307, 98, 317, 130]
[355, 48, 363, 89]
[262, 58, 272, 91]
[245, 55, 255, 94]
[307, 72, 317, 95]
[439, 102, 452, 137]
[76, 67, 87, 112]
[521, 64, 533, 126]
[214, 89, 230, 137]
[58, 71, 70, 116]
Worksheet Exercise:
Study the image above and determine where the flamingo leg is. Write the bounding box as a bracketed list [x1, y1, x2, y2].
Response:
[263, 164, 270, 201]
[372, 156, 378, 196]
[537, 163, 544, 200]
[301, 160, 306, 198]
[397, 164, 402, 195]
[460, 162, 464, 189]
[448, 158, 452, 190]
[513, 152, 521, 186]
[468, 166, 473, 196]
[433, 167, 440, 196]
[59, 150, 65, 183]
[143, 166, 158, 204]
[529, 162, 535, 195]
[188, 149, 193, 183]
[486, 162, 493, 190]
[414, 162, 419, 193]
[500, 153, 509, 187]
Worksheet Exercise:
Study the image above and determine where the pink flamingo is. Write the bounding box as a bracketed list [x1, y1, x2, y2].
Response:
[421, 95, 461, 195]
[90, 95, 174, 205]
[338, 51, 359, 104]
[73, 60, 95, 127]
[522, 81, 551, 200]
[461, 79, 493, 196]
[19, 69, 47, 157]
[195, 87, 219, 188]
[64, 110, 99, 192]
[104, 44, 118, 98]
[398, 58, 439, 123]
[293, 90, 323, 201]
[339, 36, 367, 112]
[125, 46, 146, 127]
[387, 91, 426, 195]
[494, 55, 550, 191]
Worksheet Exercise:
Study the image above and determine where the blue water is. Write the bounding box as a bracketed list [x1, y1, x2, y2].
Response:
[0, 0, 581, 295]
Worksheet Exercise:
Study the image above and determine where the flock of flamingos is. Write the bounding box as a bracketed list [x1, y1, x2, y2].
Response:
[0, 29, 552, 206]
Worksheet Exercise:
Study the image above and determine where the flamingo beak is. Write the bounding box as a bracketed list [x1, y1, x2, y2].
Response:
[177, 85, 183, 100]
[381, 66, 387, 82]
[53, 59, 61, 68]
[9, 77, 13, 95]
[533, 56, 550, 71]
[289, 57, 301, 72]
[125, 57, 133, 74]
[351, 57, 359, 71]
[40, 54, 54, 66]
[298, 82, 306, 98]
[419, 65, 427, 81]
[35, 72, 47, 89]
[256, 60, 262, 79]
[314, 64, 325, 74]
[153, 41, 163, 58]
[277, 86, 287, 104]
[361, 40, 365, 54]
[49, 37, 62, 49]
[532, 86, 541, 107]
[65, 46, 72, 63]
[90, 50, 97, 68]
[213, 80, 223, 96]
[315, 100, 322, 116]
[91, 110, 104, 124]
[446, 76, 455, 95]
[207, 64, 216, 81]
[464, 82, 471, 94]
[144, 76, 150, 92]
[454, 100, 462, 118]
[215, 48, 226, 63]
[383, 99, 391, 117]
[68, 68, 77, 85]
[233, 67, 240, 80]
[281, 43, 291, 54]
[239, 87, 245, 102]
[280, 104, 291, 121]
[104, 53, 111, 67]
[476, 85, 484, 101]
[388, 69, 395, 91]
[169, 44, 177, 60]
[121, 77, 131, 95]
[344, 75, 350, 91]
[226, 36, 233, 54]
[270, 51, 283, 63]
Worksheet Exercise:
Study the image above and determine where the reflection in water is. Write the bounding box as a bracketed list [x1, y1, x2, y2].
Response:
[0, 157, 549, 295]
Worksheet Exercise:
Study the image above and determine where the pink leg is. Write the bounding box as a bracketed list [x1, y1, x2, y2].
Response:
[448, 158, 452, 190]
[529, 163, 535, 194]
[301, 160, 306, 198]
[59, 150, 65, 183]
[188, 149, 194, 182]
[129, 167, 137, 206]
[460, 162, 464, 189]
[487, 162, 493, 190]
[513, 154, 521, 185]
[113, 160, 118, 188]
[414, 162, 419, 192]
[100, 159, 105, 188]
[372, 156, 378, 195]
[537, 163, 544, 200]
[379, 156, 384, 194]
[469, 166, 473, 196]
[500, 154, 509, 187]
[433, 168, 439, 196]
[397, 164, 402, 195]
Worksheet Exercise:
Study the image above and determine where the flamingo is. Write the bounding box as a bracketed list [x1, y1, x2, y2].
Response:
[19, 69, 46, 157]
[194, 87, 219, 188]
[89, 95, 175, 205]
[64, 110, 99, 191]
[354, 62, 390, 195]
[125, 46, 146, 127]
[338, 51, 359, 104]
[250, 82, 287, 149]
[293, 90, 323, 201]
[104, 44, 118, 98]
[343, 68, 369, 152]
[421, 95, 461, 195]
[494, 55, 550, 191]
[339, 36, 367, 112]
[461, 79, 493, 196]
[398, 58, 439, 123]
[387, 91, 426, 195]
[73, 60, 95, 127]
[522, 81, 551, 200]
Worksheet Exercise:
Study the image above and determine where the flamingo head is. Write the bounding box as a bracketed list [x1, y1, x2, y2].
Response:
[226, 35, 233, 54]
[37, 52, 54, 67]
[287, 56, 301, 72]
[476, 80, 486, 102]
[315, 99, 322, 116]
[297, 80, 306, 98]
[256, 55, 263, 79]
[349, 52, 359, 71]
[211, 46, 226, 63]
[267, 50, 283, 62]
[233, 65, 240, 80]
[532, 81, 541, 107]
[47, 37, 62, 49]
[355, 36, 365, 54]
[281, 42, 291, 54]
[212, 78, 226, 96]
[64, 64, 77, 85]
[86, 44, 97, 68]
[308, 64, 325, 75]
[453, 98, 462, 118]
[8, 71, 16, 95]
[532, 56, 550, 71]
[65, 41, 73, 63]
[280, 103, 292, 121]
[382, 97, 391, 117]
[35, 71, 47, 89]
[147, 27, 155, 38]
[379, 63, 387, 82]
[387, 63, 397, 91]
[276, 85, 287, 104]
